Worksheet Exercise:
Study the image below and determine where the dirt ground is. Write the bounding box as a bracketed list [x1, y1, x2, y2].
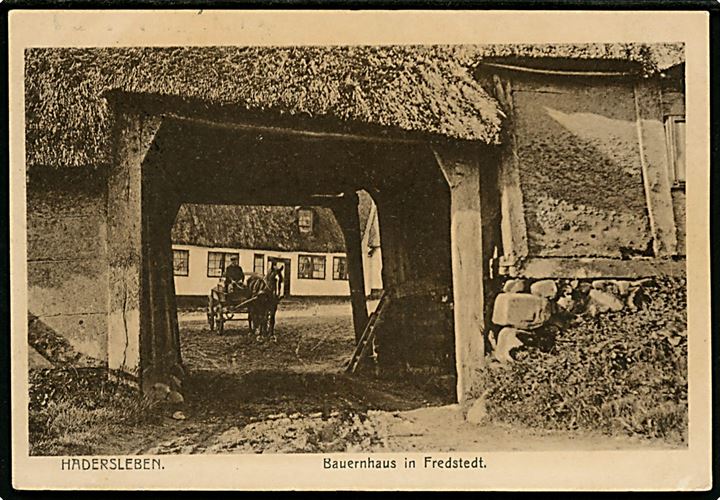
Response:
[74, 302, 676, 455]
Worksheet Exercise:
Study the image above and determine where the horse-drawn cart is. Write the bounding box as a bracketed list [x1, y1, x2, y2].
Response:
[207, 283, 256, 335]
[206, 275, 280, 338]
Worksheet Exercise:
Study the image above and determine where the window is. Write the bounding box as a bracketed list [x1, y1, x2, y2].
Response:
[253, 254, 265, 275]
[298, 255, 326, 280]
[207, 252, 239, 277]
[333, 256, 348, 280]
[173, 249, 189, 276]
[298, 208, 314, 234]
[665, 115, 686, 187]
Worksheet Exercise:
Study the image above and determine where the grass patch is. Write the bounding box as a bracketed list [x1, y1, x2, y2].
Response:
[29, 368, 162, 455]
[477, 277, 687, 445]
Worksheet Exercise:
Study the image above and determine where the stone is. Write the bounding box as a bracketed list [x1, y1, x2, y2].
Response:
[491, 327, 526, 364]
[615, 280, 631, 297]
[167, 390, 185, 404]
[592, 279, 614, 290]
[577, 282, 592, 295]
[588, 289, 624, 313]
[466, 396, 488, 424]
[172, 411, 187, 420]
[530, 280, 558, 299]
[556, 295, 576, 312]
[150, 382, 171, 401]
[502, 279, 528, 293]
[492, 293, 551, 329]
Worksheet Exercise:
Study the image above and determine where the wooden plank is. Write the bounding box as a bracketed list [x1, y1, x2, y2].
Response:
[633, 80, 678, 257]
[432, 144, 486, 407]
[501, 256, 686, 279]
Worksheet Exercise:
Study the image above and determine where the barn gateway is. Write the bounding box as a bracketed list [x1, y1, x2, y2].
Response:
[26, 44, 685, 408]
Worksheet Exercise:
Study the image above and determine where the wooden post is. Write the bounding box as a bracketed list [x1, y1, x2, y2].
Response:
[107, 108, 162, 382]
[431, 144, 486, 407]
[331, 192, 369, 343]
[633, 80, 678, 257]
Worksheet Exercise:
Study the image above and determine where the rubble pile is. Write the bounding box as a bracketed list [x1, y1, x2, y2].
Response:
[206, 411, 390, 454]
[480, 276, 687, 443]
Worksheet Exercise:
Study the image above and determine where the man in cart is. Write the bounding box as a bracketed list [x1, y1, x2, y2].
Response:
[223, 255, 245, 294]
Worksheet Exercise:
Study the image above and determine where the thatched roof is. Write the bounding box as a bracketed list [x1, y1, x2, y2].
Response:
[25, 46, 502, 168]
[171, 204, 346, 253]
[468, 43, 684, 72]
[26, 43, 683, 169]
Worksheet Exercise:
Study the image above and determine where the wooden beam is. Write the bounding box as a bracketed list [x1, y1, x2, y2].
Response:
[633, 80, 678, 257]
[331, 193, 369, 343]
[431, 144, 486, 407]
[493, 75, 529, 262]
[163, 114, 426, 146]
[499, 256, 686, 279]
[107, 110, 163, 382]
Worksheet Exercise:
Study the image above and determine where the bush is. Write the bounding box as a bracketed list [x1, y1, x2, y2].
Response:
[477, 277, 687, 444]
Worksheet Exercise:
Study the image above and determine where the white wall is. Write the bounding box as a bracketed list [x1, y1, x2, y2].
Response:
[173, 244, 359, 297]
[363, 247, 383, 293]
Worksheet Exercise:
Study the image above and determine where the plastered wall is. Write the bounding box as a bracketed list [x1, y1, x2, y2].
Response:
[512, 76, 653, 258]
[27, 170, 108, 364]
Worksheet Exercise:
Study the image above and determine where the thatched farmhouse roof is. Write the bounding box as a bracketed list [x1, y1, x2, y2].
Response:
[171, 204, 346, 254]
[25, 46, 502, 169]
[467, 43, 684, 72]
[26, 43, 683, 169]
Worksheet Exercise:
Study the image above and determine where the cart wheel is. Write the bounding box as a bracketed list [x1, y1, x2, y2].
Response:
[207, 296, 215, 331]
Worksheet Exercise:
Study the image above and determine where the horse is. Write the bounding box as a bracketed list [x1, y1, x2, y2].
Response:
[244, 271, 280, 341]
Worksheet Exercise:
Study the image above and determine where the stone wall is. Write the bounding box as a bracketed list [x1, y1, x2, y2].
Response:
[488, 274, 686, 364]
[27, 168, 108, 365]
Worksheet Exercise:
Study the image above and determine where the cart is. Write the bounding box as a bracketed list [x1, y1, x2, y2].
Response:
[206, 281, 258, 335]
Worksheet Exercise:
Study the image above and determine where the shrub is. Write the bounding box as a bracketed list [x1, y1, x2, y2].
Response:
[476, 277, 687, 444]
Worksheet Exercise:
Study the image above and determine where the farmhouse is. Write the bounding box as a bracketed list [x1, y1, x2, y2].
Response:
[25, 44, 686, 406]
[170, 201, 383, 299]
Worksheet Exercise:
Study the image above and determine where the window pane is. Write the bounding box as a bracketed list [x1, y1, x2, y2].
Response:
[298, 209, 314, 233]
[254, 254, 264, 274]
[312, 256, 326, 279]
[333, 256, 347, 280]
[173, 250, 189, 276]
[674, 120, 686, 183]
[298, 256, 312, 279]
[207, 252, 224, 277]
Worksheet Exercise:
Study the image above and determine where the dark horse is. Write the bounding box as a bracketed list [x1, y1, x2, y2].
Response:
[245, 269, 281, 341]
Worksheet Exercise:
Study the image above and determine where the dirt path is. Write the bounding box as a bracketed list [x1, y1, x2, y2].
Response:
[90, 306, 676, 455]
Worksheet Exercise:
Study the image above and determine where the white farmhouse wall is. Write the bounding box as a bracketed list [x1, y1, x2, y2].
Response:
[173, 245, 361, 297]
[363, 248, 383, 293]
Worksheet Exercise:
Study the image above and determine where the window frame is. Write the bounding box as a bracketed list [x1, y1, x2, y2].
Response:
[332, 256, 348, 281]
[253, 253, 265, 275]
[298, 254, 326, 280]
[207, 251, 239, 278]
[664, 114, 686, 189]
[172, 249, 190, 277]
[298, 208, 314, 234]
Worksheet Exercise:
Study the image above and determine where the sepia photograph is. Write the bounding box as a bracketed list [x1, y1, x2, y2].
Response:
[9, 10, 711, 491]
